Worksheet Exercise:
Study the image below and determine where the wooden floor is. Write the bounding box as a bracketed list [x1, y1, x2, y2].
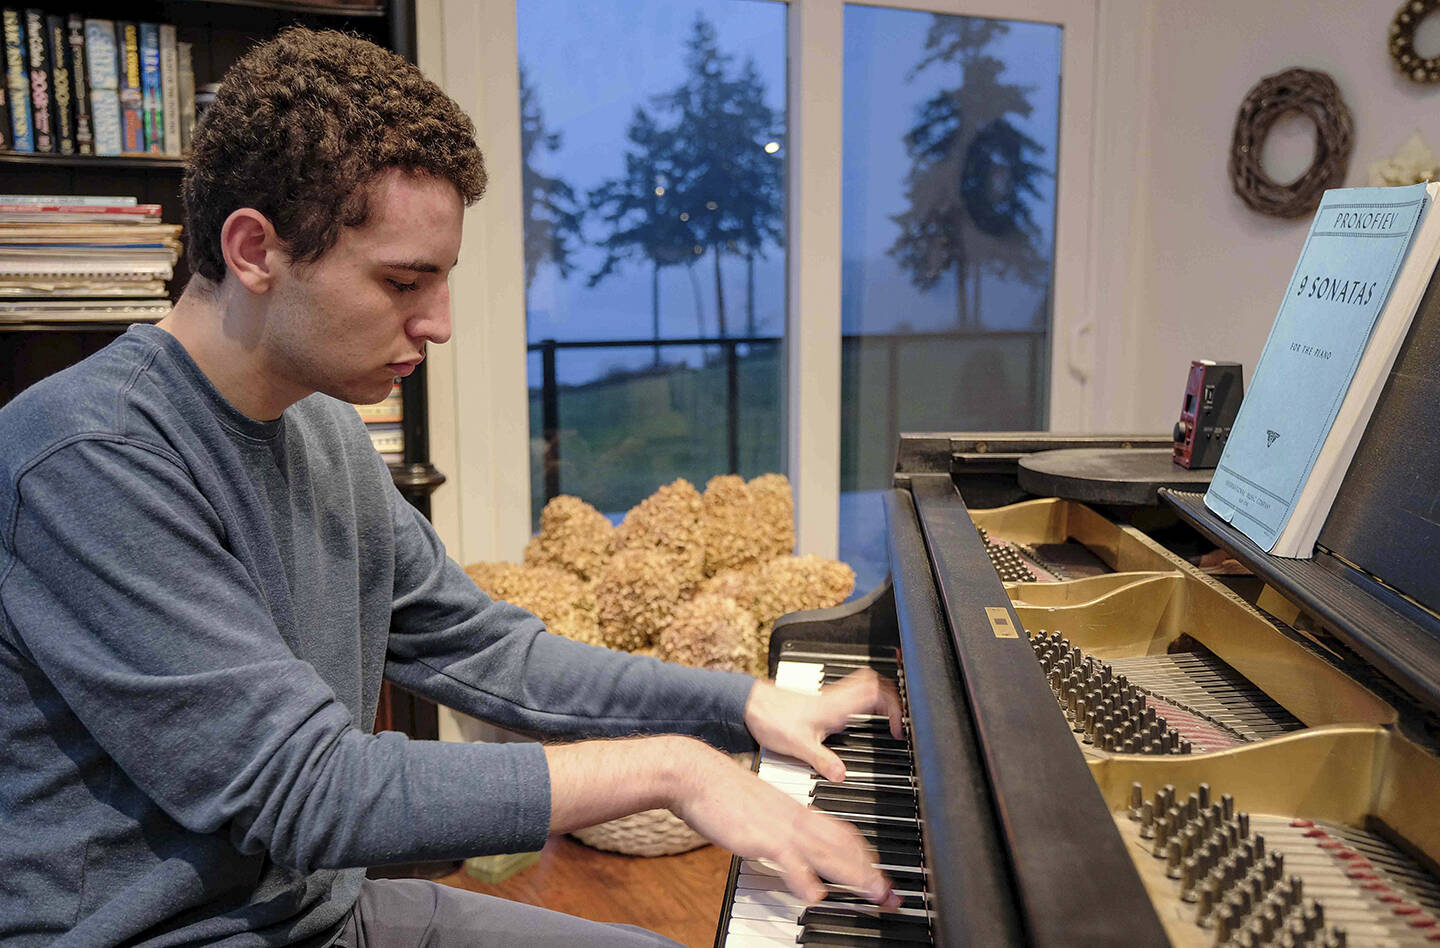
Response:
[436, 835, 734, 947]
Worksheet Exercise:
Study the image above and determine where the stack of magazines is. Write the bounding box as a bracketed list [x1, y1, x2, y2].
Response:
[0, 193, 179, 324]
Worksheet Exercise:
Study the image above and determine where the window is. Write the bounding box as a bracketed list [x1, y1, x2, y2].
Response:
[839, 3, 1063, 591]
[516, 0, 787, 524]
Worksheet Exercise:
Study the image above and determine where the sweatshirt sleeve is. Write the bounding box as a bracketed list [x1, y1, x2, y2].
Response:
[1, 437, 552, 871]
[382, 482, 757, 753]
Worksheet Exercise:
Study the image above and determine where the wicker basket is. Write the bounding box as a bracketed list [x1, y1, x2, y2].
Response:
[570, 806, 708, 857]
[569, 751, 753, 857]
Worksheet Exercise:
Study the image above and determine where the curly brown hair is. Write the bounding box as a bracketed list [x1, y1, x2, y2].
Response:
[183, 27, 486, 282]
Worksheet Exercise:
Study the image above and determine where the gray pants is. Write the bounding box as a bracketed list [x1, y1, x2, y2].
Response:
[332, 877, 686, 947]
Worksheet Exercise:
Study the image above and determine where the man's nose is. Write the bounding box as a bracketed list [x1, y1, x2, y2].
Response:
[408, 283, 451, 346]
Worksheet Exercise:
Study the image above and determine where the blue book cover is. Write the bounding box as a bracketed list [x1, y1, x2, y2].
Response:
[1205, 185, 1431, 553]
[138, 21, 160, 154]
[2, 8, 34, 151]
[83, 18, 120, 155]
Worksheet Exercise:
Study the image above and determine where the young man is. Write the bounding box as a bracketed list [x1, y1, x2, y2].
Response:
[0, 27, 901, 947]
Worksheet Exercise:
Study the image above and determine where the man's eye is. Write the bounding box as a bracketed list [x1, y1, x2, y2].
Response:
[387, 279, 418, 293]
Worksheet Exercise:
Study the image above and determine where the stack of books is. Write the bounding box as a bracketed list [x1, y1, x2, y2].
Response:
[0, 193, 179, 324]
[356, 381, 405, 463]
[2, 11, 197, 157]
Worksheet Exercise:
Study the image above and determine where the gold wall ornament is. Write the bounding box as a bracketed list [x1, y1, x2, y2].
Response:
[1390, 0, 1440, 83]
[1369, 131, 1440, 186]
[1228, 68, 1353, 219]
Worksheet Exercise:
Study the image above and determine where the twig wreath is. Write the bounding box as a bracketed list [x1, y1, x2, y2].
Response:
[1228, 68, 1353, 219]
[1390, 0, 1440, 83]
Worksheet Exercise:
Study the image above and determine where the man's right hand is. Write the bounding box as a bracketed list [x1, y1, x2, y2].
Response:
[543, 735, 898, 909]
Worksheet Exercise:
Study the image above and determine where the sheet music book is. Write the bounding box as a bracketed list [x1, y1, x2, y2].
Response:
[1205, 183, 1440, 558]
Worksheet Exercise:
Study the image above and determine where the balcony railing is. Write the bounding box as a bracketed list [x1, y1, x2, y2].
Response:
[528, 328, 1046, 508]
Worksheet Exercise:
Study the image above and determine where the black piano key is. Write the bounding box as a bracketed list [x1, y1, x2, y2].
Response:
[854, 827, 923, 849]
[812, 795, 918, 821]
[799, 910, 932, 944]
[829, 745, 913, 765]
[832, 818, 923, 844]
[817, 890, 929, 912]
[813, 781, 916, 804]
[841, 715, 900, 734]
[864, 846, 922, 867]
[838, 772, 915, 788]
[825, 732, 910, 752]
[831, 748, 911, 768]
[800, 927, 921, 945]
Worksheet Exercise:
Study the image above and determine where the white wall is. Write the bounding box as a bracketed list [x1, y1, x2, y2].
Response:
[1116, 0, 1440, 431]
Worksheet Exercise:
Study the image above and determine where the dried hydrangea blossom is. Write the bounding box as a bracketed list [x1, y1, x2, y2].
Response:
[613, 478, 704, 594]
[523, 495, 615, 582]
[594, 547, 683, 651]
[700, 474, 796, 576]
[657, 594, 759, 674]
[747, 473, 795, 561]
[463, 561, 602, 646]
[750, 555, 856, 629]
[696, 566, 761, 605]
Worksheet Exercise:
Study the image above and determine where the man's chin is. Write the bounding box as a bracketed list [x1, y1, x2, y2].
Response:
[330, 381, 396, 406]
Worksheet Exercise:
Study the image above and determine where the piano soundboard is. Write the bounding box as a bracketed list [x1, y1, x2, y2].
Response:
[713, 437, 1440, 948]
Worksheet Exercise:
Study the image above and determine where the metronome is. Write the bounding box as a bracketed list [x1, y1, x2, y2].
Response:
[1173, 361, 1244, 469]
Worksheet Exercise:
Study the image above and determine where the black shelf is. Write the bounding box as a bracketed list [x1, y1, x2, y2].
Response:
[1162, 488, 1440, 716]
[0, 152, 188, 170]
[170, 0, 385, 15]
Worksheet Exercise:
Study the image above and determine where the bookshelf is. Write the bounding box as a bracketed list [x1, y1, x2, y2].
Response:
[0, 0, 441, 512]
[0, 0, 449, 820]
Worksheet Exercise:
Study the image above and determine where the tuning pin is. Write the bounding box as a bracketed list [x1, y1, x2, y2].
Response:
[1198, 783, 1211, 809]
[1181, 856, 1200, 900]
[1221, 793, 1235, 821]
[1212, 906, 1233, 945]
[1139, 801, 1156, 838]
[1197, 880, 1216, 922]
[1129, 783, 1144, 821]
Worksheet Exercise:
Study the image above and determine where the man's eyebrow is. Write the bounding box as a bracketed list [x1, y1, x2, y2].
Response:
[380, 258, 459, 273]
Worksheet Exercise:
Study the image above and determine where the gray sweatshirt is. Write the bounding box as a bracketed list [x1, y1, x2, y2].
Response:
[0, 324, 755, 946]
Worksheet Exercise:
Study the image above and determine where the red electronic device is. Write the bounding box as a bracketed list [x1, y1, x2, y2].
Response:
[1173, 360, 1244, 469]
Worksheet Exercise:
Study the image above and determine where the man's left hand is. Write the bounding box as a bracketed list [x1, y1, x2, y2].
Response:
[743, 667, 903, 783]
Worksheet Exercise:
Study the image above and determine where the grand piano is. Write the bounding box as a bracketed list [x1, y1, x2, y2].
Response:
[714, 288, 1440, 948]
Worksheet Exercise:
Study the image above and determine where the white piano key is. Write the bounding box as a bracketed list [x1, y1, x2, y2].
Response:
[774, 660, 824, 694]
[726, 916, 803, 939]
[722, 931, 797, 947]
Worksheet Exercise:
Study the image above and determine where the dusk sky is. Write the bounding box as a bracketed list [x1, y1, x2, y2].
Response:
[517, 0, 1061, 385]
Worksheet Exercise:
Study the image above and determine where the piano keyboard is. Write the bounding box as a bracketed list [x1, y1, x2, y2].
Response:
[720, 648, 935, 947]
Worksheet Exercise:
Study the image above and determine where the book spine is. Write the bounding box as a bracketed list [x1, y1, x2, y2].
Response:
[2, 9, 32, 152]
[66, 15, 90, 154]
[0, 203, 160, 214]
[116, 21, 142, 154]
[45, 15, 71, 154]
[177, 41, 194, 153]
[0, 193, 137, 205]
[0, 53, 8, 150]
[138, 22, 159, 154]
[158, 24, 177, 156]
[22, 9, 50, 152]
[83, 19, 120, 156]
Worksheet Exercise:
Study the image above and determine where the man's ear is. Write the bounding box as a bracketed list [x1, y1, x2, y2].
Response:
[219, 208, 281, 294]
